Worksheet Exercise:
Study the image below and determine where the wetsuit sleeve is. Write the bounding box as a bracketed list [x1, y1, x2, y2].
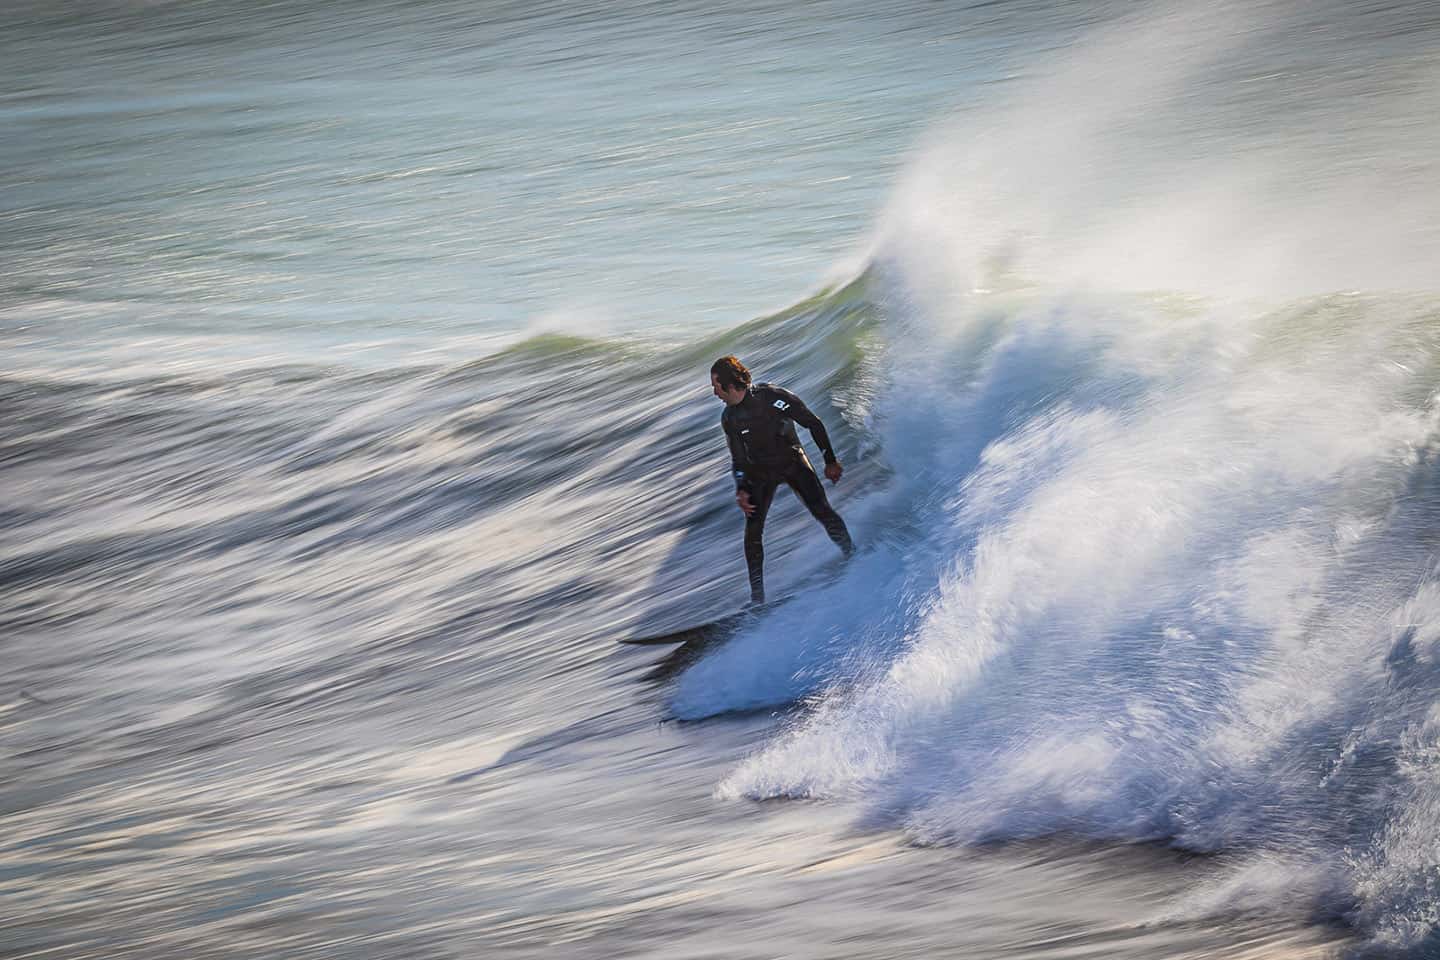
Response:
[769, 386, 839, 465]
[722, 416, 748, 490]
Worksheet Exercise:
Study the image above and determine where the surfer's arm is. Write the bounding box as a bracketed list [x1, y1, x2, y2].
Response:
[723, 418, 748, 491]
[770, 386, 839, 466]
[722, 420, 757, 514]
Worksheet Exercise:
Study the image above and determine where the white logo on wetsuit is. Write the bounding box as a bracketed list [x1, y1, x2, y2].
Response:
[772, 399, 790, 411]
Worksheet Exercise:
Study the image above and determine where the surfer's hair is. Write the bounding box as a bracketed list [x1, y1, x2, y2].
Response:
[710, 356, 751, 391]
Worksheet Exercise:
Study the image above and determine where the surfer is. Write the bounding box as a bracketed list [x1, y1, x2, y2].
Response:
[710, 355, 854, 605]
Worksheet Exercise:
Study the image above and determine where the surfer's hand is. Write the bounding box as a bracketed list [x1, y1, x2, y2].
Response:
[824, 461, 843, 483]
[736, 489, 754, 516]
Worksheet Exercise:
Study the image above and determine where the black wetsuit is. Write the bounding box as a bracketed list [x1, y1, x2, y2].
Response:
[721, 383, 853, 604]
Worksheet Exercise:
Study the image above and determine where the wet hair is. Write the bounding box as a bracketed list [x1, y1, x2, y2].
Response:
[710, 356, 752, 391]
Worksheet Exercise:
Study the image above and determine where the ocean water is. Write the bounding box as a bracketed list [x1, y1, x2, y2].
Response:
[5, 1, 1440, 957]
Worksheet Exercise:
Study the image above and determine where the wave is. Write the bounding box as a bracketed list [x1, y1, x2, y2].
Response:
[8, 235, 1437, 956]
[9, 4, 1440, 947]
[682, 284, 1440, 946]
[664, 2, 1440, 952]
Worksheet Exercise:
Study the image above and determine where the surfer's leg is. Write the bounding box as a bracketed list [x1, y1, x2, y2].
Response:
[743, 476, 780, 604]
[787, 457, 854, 557]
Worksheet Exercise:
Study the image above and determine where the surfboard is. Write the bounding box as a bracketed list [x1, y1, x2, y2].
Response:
[622, 542, 859, 648]
[620, 609, 757, 646]
[620, 595, 796, 645]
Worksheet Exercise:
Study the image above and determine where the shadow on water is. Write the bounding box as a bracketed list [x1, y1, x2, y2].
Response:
[447, 707, 633, 783]
[636, 624, 745, 684]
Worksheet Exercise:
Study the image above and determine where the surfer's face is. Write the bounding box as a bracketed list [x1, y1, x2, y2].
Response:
[711, 373, 746, 406]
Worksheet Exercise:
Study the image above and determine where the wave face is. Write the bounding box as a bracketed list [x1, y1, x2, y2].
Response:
[675, 2, 1440, 953]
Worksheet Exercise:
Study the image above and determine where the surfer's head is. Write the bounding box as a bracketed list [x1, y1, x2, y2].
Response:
[710, 356, 751, 405]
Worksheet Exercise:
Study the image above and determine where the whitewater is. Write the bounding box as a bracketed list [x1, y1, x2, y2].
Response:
[4, 1, 1440, 957]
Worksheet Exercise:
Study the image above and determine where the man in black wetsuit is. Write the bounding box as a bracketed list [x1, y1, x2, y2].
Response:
[710, 355, 854, 605]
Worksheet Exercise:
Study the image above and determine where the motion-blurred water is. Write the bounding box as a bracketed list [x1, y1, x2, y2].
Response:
[5, 1, 1440, 957]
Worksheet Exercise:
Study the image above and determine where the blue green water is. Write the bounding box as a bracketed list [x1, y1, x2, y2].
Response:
[2, 0, 1107, 367]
